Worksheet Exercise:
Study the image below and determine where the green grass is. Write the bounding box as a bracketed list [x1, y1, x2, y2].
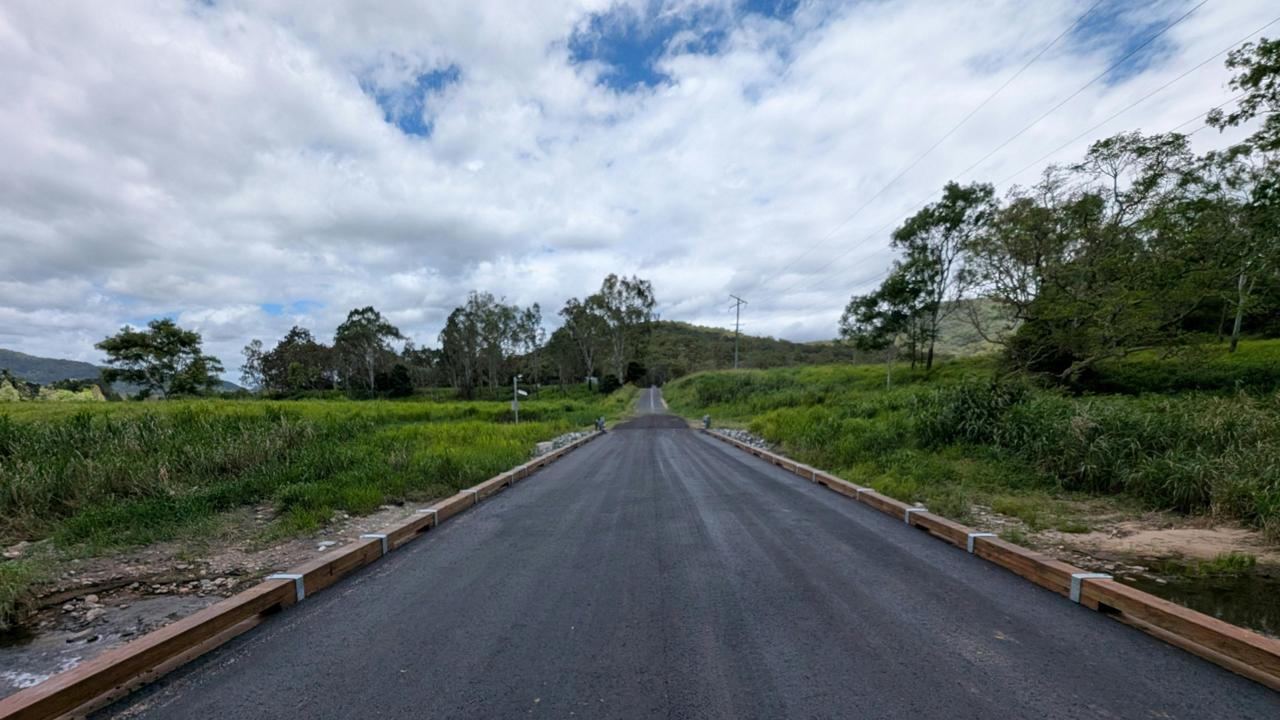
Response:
[1154, 552, 1259, 578]
[0, 560, 36, 632]
[0, 385, 637, 628]
[666, 340, 1280, 543]
[1090, 339, 1280, 394]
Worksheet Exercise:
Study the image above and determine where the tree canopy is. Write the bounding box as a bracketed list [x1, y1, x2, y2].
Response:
[96, 318, 224, 397]
[841, 39, 1280, 385]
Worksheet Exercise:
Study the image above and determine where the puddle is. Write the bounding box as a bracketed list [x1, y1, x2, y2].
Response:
[0, 594, 216, 700]
[1121, 571, 1280, 640]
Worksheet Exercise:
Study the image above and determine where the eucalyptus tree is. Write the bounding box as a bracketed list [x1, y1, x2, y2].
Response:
[839, 267, 920, 387]
[1206, 37, 1280, 351]
[559, 296, 606, 383]
[890, 181, 996, 371]
[334, 307, 404, 393]
[596, 274, 656, 383]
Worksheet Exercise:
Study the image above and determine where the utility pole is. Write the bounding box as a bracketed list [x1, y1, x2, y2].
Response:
[729, 295, 747, 369]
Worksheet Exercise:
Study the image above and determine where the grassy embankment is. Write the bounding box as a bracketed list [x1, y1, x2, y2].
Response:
[0, 386, 637, 628]
[665, 340, 1280, 546]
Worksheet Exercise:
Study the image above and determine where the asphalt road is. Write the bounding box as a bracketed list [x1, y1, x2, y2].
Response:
[104, 387, 1279, 719]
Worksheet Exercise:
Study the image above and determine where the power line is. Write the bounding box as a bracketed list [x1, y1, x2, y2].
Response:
[767, 2, 1228, 303]
[953, 0, 1209, 182]
[1171, 91, 1244, 133]
[995, 14, 1280, 186]
[740, 0, 1108, 295]
[797, 91, 1249, 304]
[758, 1, 1210, 304]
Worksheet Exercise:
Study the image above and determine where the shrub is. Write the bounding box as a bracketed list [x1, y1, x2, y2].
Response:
[913, 376, 1033, 447]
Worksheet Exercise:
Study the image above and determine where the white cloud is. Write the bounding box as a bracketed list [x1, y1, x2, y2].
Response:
[0, 0, 1272, 373]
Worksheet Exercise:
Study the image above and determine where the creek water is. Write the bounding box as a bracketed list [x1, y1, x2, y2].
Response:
[1122, 571, 1280, 639]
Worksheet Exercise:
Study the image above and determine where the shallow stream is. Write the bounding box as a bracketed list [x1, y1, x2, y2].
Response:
[1122, 569, 1280, 639]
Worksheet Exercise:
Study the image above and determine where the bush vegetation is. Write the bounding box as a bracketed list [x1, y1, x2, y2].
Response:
[665, 341, 1280, 541]
[0, 387, 635, 629]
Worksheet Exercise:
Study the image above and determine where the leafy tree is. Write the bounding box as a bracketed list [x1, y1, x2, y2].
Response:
[376, 364, 414, 398]
[334, 307, 404, 393]
[559, 296, 606, 382]
[516, 304, 546, 384]
[1208, 37, 1280, 153]
[891, 182, 995, 370]
[439, 292, 538, 397]
[962, 133, 1207, 380]
[1205, 37, 1280, 351]
[240, 339, 265, 391]
[595, 274, 656, 384]
[96, 319, 224, 397]
[476, 295, 517, 391]
[400, 341, 443, 388]
[246, 326, 334, 394]
[545, 325, 584, 391]
[840, 267, 920, 387]
[439, 304, 481, 398]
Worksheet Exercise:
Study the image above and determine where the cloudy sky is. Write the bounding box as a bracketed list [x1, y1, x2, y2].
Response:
[1, 0, 1274, 374]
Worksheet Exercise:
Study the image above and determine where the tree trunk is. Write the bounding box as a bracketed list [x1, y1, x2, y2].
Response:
[885, 344, 897, 389]
[1229, 272, 1247, 353]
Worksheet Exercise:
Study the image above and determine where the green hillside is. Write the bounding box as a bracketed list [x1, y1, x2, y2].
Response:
[643, 303, 1008, 383]
[0, 348, 101, 384]
[643, 321, 848, 381]
[0, 348, 242, 395]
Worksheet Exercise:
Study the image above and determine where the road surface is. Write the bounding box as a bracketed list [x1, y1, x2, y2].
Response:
[103, 387, 1279, 718]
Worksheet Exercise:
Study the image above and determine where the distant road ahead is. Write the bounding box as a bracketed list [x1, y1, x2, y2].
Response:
[105, 387, 1279, 718]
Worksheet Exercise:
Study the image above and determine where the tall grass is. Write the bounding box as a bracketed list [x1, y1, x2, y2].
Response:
[666, 342, 1280, 539]
[0, 389, 635, 548]
[0, 388, 636, 628]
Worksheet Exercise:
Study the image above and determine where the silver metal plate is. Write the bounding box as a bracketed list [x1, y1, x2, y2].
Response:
[904, 507, 927, 524]
[966, 532, 996, 553]
[360, 533, 389, 555]
[1069, 572, 1112, 603]
[267, 573, 305, 602]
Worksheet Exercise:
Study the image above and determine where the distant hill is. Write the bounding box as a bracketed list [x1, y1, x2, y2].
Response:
[932, 298, 1014, 358]
[643, 321, 849, 381]
[0, 348, 102, 384]
[0, 348, 242, 394]
[645, 302, 1010, 381]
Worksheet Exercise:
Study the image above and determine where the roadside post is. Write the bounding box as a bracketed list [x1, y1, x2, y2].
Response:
[512, 374, 528, 424]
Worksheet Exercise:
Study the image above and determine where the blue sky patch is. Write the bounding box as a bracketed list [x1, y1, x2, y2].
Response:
[363, 64, 461, 137]
[569, 2, 733, 91]
[741, 0, 801, 20]
[1067, 0, 1183, 85]
[261, 299, 324, 317]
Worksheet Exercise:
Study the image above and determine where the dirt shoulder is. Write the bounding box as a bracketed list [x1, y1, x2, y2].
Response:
[0, 501, 430, 700]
